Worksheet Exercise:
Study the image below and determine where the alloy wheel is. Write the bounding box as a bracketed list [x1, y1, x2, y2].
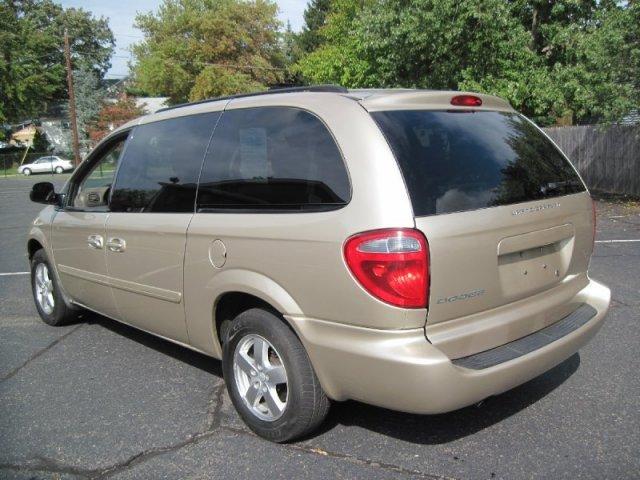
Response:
[34, 263, 55, 315]
[233, 334, 288, 421]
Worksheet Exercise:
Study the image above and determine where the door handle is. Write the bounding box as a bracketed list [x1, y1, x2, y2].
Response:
[106, 237, 126, 253]
[87, 235, 104, 249]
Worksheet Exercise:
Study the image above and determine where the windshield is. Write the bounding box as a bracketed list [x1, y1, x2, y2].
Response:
[372, 110, 585, 216]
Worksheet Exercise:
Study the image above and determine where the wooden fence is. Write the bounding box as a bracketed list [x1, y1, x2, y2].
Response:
[543, 125, 640, 196]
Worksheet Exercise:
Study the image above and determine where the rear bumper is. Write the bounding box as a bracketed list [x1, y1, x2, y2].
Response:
[287, 279, 610, 414]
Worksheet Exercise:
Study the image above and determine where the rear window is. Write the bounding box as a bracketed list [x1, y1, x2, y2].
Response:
[372, 110, 585, 216]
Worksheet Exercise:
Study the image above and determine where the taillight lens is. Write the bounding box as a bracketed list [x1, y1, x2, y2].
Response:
[344, 229, 429, 308]
[450, 95, 482, 107]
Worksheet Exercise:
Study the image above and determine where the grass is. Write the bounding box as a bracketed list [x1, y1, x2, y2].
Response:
[0, 167, 20, 177]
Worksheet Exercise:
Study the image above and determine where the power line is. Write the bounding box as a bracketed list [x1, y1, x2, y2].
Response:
[203, 62, 286, 72]
[112, 32, 145, 39]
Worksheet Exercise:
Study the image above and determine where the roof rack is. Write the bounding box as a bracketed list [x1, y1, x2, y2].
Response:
[156, 84, 348, 113]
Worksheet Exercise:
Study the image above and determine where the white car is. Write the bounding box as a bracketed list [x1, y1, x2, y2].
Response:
[18, 156, 74, 175]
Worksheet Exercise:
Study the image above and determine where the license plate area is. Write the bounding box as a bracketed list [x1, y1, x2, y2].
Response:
[497, 224, 574, 300]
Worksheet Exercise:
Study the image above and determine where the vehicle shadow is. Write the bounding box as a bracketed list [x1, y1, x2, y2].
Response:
[317, 353, 580, 444]
[85, 312, 223, 378]
[85, 311, 579, 445]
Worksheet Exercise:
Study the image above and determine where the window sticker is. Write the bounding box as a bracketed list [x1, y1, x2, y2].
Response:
[239, 127, 268, 180]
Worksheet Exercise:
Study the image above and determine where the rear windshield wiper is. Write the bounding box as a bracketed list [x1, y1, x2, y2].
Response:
[540, 180, 581, 196]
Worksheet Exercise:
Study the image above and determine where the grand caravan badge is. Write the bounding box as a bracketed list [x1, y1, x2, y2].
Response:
[511, 202, 560, 216]
[437, 289, 485, 304]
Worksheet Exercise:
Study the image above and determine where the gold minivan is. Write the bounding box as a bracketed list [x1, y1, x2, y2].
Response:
[27, 86, 610, 442]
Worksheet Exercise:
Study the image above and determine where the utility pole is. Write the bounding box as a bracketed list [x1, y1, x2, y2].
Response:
[64, 29, 81, 166]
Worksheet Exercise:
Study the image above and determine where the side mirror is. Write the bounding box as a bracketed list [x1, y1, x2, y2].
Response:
[30, 182, 59, 205]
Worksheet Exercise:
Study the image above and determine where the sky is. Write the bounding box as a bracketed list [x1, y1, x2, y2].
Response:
[57, 0, 308, 79]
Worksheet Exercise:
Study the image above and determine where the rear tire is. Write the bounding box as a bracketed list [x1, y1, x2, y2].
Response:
[223, 308, 330, 442]
[23, 168, 31, 176]
[31, 249, 78, 326]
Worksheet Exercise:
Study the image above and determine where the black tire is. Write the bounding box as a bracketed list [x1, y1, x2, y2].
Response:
[23, 168, 31, 176]
[223, 308, 330, 442]
[55, 166, 64, 174]
[31, 249, 78, 326]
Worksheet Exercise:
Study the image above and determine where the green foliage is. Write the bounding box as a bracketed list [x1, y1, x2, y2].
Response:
[292, 0, 372, 85]
[295, 0, 639, 125]
[281, 21, 302, 68]
[189, 65, 266, 100]
[296, 0, 331, 54]
[131, 0, 284, 104]
[0, 0, 115, 123]
[70, 67, 106, 149]
[32, 128, 50, 152]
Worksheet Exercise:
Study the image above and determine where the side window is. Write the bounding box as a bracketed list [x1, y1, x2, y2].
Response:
[197, 107, 350, 211]
[72, 137, 126, 210]
[110, 112, 220, 213]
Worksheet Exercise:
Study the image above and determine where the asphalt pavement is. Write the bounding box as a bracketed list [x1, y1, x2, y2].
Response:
[1, 175, 638, 479]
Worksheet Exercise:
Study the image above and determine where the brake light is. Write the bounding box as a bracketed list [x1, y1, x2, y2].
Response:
[344, 229, 429, 308]
[451, 95, 482, 107]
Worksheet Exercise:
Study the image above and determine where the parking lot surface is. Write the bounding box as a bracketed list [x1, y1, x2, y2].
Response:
[1, 175, 638, 479]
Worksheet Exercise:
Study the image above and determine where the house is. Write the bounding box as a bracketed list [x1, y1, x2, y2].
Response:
[135, 97, 169, 114]
[10, 124, 36, 146]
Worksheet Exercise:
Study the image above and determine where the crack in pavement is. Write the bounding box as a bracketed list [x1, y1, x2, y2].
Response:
[1, 455, 97, 478]
[206, 381, 226, 430]
[94, 429, 221, 479]
[0, 384, 227, 480]
[1, 383, 455, 480]
[221, 425, 457, 480]
[94, 383, 227, 479]
[0, 324, 84, 382]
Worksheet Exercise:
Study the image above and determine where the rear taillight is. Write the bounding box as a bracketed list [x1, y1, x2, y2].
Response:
[344, 229, 429, 308]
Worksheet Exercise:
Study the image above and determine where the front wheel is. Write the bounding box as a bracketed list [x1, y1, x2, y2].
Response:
[22, 168, 31, 176]
[55, 166, 64, 174]
[31, 249, 78, 326]
[223, 308, 330, 442]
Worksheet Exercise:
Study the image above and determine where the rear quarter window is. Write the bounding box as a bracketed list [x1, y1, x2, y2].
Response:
[372, 110, 585, 216]
[197, 106, 350, 212]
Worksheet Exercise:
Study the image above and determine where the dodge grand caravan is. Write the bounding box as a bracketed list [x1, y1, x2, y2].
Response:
[27, 86, 610, 442]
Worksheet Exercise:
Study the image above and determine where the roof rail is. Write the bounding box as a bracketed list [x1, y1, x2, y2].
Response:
[156, 84, 348, 113]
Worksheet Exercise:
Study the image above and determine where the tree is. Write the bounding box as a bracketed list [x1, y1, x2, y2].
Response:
[32, 128, 50, 153]
[293, 0, 373, 87]
[296, 0, 331, 54]
[295, 0, 639, 125]
[505, 0, 640, 123]
[0, 0, 114, 123]
[70, 67, 106, 151]
[297, 0, 540, 94]
[88, 96, 144, 145]
[131, 0, 284, 104]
